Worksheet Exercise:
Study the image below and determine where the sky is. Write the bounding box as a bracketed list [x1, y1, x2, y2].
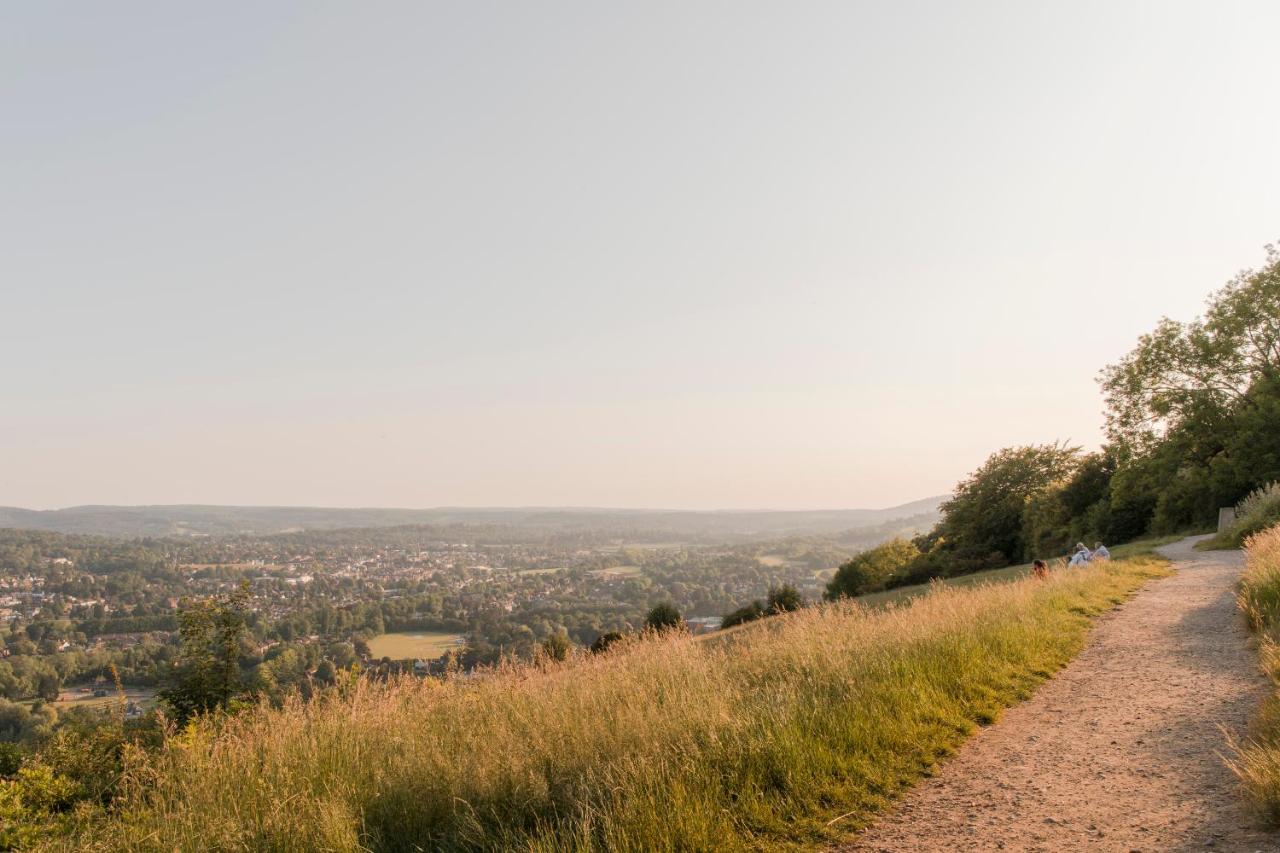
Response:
[3, 2, 1280, 511]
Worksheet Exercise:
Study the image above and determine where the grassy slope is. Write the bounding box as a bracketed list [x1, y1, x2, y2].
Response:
[1229, 524, 1280, 822]
[855, 535, 1183, 608]
[54, 552, 1171, 852]
[708, 537, 1179, 648]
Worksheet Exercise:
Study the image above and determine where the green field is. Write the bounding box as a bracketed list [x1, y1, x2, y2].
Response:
[590, 565, 642, 577]
[366, 631, 465, 660]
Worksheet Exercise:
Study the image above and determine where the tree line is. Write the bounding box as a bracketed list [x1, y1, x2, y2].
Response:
[825, 243, 1280, 598]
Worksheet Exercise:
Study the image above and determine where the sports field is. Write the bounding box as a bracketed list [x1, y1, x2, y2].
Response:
[366, 632, 465, 660]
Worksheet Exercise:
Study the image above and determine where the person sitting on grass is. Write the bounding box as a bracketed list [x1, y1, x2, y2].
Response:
[1032, 559, 1050, 580]
[1068, 543, 1092, 568]
[1093, 542, 1111, 560]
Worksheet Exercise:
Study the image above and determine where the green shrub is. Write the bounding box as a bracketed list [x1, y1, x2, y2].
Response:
[0, 763, 80, 850]
[721, 601, 765, 629]
[825, 538, 920, 599]
[644, 602, 682, 632]
[0, 743, 22, 777]
[589, 632, 624, 654]
[1235, 484, 1280, 541]
[540, 631, 571, 662]
[766, 584, 803, 614]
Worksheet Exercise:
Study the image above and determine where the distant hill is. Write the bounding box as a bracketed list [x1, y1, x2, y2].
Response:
[0, 498, 945, 540]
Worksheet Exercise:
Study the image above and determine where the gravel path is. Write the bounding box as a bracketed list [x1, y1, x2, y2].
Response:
[841, 536, 1276, 852]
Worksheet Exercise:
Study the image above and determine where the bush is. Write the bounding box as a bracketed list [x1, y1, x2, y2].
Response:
[1205, 482, 1280, 550]
[825, 538, 920, 599]
[644, 603, 683, 632]
[766, 584, 803, 614]
[720, 601, 765, 629]
[540, 632, 571, 662]
[722, 585, 803, 630]
[0, 763, 80, 849]
[589, 632, 624, 654]
[0, 742, 23, 777]
[1234, 483, 1280, 543]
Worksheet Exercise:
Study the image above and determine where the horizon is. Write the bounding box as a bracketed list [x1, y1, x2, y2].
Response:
[3, 495, 947, 514]
[5, 2, 1280, 510]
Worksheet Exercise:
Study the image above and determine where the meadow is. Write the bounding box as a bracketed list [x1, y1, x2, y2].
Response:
[51, 551, 1169, 852]
[589, 565, 642, 578]
[365, 632, 465, 660]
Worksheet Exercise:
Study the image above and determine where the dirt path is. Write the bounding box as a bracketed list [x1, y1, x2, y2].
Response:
[842, 537, 1275, 852]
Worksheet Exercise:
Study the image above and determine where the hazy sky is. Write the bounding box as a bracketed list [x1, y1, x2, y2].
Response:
[4, 2, 1280, 511]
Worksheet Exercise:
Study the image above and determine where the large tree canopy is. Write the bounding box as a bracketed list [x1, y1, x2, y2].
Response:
[925, 443, 1081, 570]
[1100, 245, 1280, 454]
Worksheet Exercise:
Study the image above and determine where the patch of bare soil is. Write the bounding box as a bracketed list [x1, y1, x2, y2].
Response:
[841, 537, 1276, 852]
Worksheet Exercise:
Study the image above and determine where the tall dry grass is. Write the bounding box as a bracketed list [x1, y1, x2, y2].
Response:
[1229, 523, 1280, 822]
[52, 556, 1168, 852]
[1204, 482, 1280, 550]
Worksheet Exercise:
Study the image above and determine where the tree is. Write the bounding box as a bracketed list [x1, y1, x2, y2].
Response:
[589, 631, 624, 654]
[644, 603, 683, 633]
[766, 584, 803, 614]
[0, 699, 54, 745]
[313, 660, 338, 686]
[721, 601, 765, 629]
[540, 631, 570, 662]
[825, 538, 920, 599]
[159, 583, 250, 724]
[0, 741, 22, 776]
[1100, 244, 1280, 454]
[0, 700, 35, 744]
[1058, 452, 1113, 519]
[35, 673, 60, 703]
[1221, 375, 1280, 496]
[965, 245, 1280, 543]
[926, 444, 1081, 571]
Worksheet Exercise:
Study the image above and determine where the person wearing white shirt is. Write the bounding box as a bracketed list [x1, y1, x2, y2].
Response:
[1093, 542, 1111, 560]
[1068, 543, 1092, 567]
